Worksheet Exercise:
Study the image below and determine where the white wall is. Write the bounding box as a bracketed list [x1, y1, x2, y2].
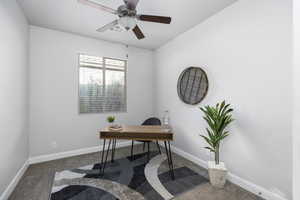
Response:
[29, 26, 154, 157]
[293, 0, 300, 199]
[154, 0, 292, 199]
[0, 0, 29, 196]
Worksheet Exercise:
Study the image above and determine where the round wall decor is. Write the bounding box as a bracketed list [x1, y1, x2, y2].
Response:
[177, 67, 209, 105]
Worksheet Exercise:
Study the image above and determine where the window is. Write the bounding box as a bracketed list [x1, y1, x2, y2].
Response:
[79, 54, 127, 113]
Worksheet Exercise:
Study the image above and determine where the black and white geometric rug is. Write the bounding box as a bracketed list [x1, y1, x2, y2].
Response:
[50, 152, 208, 200]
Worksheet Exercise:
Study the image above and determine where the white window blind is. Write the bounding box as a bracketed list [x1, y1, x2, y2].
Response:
[79, 54, 127, 113]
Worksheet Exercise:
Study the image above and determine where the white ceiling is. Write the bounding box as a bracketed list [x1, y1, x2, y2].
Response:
[18, 0, 237, 49]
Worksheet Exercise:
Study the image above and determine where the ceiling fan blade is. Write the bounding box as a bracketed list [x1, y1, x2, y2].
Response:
[123, 0, 140, 10]
[132, 25, 145, 40]
[96, 20, 119, 32]
[137, 15, 171, 24]
[78, 0, 117, 15]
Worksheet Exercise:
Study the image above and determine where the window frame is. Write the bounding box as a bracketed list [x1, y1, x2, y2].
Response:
[78, 53, 128, 114]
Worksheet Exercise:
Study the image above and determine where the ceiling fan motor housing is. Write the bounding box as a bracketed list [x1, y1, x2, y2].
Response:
[117, 5, 136, 17]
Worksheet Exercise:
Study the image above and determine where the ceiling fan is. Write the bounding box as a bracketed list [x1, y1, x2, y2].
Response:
[78, 0, 172, 40]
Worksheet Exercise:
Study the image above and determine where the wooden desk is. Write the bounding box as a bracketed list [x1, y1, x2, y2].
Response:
[100, 125, 173, 141]
[99, 125, 174, 179]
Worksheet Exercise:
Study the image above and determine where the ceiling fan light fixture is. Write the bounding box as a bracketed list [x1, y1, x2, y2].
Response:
[110, 25, 124, 32]
[118, 16, 137, 30]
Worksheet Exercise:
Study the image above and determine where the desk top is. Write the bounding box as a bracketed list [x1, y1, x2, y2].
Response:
[100, 125, 173, 141]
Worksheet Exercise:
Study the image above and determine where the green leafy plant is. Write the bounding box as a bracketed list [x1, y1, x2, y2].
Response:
[107, 116, 115, 124]
[200, 101, 234, 165]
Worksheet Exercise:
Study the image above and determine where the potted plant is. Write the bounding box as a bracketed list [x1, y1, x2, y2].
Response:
[200, 100, 234, 188]
[107, 116, 115, 127]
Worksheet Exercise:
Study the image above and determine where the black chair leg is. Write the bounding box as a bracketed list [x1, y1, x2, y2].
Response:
[143, 142, 146, 152]
[147, 142, 150, 162]
[156, 141, 161, 154]
[131, 140, 134, 160]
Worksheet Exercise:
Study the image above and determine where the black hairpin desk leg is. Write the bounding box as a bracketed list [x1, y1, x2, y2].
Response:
[99, 139, 106, 174]
[111, 139, 117, 162]
[164, 141, 175, 180]
[100, 139, 112, 175]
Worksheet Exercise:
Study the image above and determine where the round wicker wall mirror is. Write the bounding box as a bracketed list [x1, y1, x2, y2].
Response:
[177, 67, 209, 105]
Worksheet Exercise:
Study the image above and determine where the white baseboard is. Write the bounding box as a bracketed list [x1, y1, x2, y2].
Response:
[170, 145, 288, 200]
[227, 172, 288, 200]
[170, 145, 208, 169]
[0, 160, 29, 200]
[28, 141, 132, 165]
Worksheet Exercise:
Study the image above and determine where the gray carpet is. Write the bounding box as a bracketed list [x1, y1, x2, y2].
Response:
[9, 144, 265, 200]
[50, 152, 208, 200]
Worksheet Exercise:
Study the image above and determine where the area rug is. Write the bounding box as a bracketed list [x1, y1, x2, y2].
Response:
[50, 152, 208, 200]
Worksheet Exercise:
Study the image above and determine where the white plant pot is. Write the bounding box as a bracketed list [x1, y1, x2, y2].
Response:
[208, 161, 228, 188]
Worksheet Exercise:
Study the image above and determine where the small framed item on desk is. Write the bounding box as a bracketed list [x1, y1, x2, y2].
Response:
[108, 125, 122, 131]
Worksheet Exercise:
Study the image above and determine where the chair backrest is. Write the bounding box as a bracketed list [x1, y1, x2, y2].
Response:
[142, 117, 161, 126]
